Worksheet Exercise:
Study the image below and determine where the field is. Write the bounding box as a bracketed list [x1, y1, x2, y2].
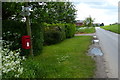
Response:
[101, 24, 119, 34]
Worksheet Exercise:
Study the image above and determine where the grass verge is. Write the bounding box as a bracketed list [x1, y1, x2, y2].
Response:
[101, 24, 120, 34]
[21, 36, 95, 78]
[76, 27, 95, 34]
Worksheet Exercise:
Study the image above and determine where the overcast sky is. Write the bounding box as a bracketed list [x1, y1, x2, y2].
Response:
[72, 0, 119, 25]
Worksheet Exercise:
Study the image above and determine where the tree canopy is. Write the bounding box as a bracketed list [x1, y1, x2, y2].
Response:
[84, 16, 95, 27]
[3, 2, 77, 24]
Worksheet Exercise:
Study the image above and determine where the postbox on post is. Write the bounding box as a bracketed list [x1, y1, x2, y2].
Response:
[22, 35, 31, 49]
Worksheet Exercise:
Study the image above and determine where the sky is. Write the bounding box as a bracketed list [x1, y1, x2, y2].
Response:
[72, 0, 119, 25]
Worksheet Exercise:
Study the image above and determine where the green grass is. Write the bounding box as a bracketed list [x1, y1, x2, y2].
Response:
[21, 36, 95, 78]
[76, 27, 95, 34]
[101, 24, 120, 34]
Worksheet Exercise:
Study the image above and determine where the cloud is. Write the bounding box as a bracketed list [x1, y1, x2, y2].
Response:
[70, 0, 106, 2]
[105, 0, 119, 7]
[74, 1, 118, 25]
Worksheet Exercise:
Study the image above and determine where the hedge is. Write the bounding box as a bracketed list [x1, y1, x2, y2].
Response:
[44, 23, 66, 45]
[64, 24, 76, 38]
[43, 23, 76, 45]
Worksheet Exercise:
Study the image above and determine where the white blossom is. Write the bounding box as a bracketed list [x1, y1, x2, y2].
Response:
[0, 45, 26, 78]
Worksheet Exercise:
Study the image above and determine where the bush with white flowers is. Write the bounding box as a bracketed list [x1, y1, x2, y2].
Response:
[1, 46, 26, 78]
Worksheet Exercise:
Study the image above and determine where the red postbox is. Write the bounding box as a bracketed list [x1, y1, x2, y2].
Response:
[22, 35, 31, 49]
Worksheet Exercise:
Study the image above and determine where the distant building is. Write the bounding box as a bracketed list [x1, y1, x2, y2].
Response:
[75, 20, 84, 26]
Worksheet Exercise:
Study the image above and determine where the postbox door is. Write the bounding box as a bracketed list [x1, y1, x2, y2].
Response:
[22, 36, 31, 49]
[25, 38, 31, 49]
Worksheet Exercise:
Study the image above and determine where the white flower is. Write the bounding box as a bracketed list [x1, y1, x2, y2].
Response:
[16, 52, 20, 55]
[1, 45, 25, 78]
[6, 56, 10, 59]
[7, 31, 10, 34]
[15, 74, 19, 78]
[4, 63, 9, 67]
[2, 70, 6, 73]
[15, 61, 20, 64]
[18, 67, 23, 74]
[11, 68, 14, 70]
[7, 69, 11, 72]
[9, 51, 14, 55]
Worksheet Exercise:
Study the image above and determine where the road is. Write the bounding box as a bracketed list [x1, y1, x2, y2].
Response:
[95, 27, 118, 78]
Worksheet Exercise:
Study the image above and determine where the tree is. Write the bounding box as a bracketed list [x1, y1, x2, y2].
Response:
[3, 2, 76, 24]
[84, 16, 95, 27]
[2, 2, 23, 20]
[29, 2, 76, 24]
[100, 23, 104, 26]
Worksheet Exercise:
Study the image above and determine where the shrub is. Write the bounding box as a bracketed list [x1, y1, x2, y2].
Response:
[64, 24, 76, 38]
[44, 23, 66, 45]
[2, 20, 26, 51]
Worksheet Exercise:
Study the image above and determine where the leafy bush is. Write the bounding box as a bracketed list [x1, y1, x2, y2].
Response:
[44, 23, 66, 45]
[64, 24, 76, 38]
[2, 20, 26, 51]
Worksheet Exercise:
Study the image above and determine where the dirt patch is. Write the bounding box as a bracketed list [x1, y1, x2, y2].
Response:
[93, 56, 108, 78]
[88, 38, 108, 78]
[75, 33, 95, 36]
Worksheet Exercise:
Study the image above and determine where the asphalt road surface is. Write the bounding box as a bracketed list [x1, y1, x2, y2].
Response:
[95, 27, 118, 78]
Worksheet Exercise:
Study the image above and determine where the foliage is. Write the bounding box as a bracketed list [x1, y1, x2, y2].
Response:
[43, 23, 76, 45]
[44, 23, 66, 45]
[31, 23, 44, 55]
[64, 24, 76, 38]
[101, 24, 120, 34]
[76, 27, 95, 34]
[2, 20, 43, 55]
[2, 2, 23, 20]
[2, 2, 77, 54]
[100, 23, 104, 26]
[3, 2, 76, 24]
[20, 36, 95, 78]
[19, 58, 37, 78]
[93, 24, 100, 27]
[1, 47, 26, 78]
[2, 20, 27, 52]
[30, 2, 76, 24]
[84, 16, 95, 27]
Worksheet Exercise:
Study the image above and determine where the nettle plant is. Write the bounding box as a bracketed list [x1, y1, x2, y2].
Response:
[1, 32, 26, 78]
